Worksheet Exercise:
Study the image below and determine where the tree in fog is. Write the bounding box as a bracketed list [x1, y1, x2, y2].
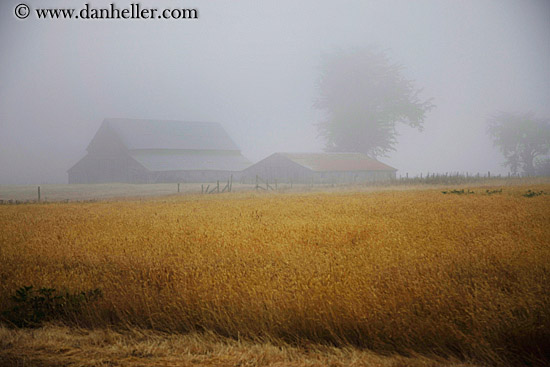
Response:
[314, 48, 434, 158]
[487, 112, 550, 176]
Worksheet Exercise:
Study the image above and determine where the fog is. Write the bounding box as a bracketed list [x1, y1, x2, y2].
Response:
[1, 0, 549, 184]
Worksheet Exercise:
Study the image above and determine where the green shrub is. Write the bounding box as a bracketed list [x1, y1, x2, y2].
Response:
[523, 189, 545, 198]
[441, 189, 475, 195]
[1, 286, 102, 328]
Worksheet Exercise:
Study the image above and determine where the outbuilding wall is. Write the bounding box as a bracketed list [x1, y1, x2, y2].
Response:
[241, 154, 396, 184]
[241, 154, 313, 183]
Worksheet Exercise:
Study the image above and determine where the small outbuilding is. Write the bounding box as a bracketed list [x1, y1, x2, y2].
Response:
[68, 118, 251, 183]
[241, 152, 397, 184]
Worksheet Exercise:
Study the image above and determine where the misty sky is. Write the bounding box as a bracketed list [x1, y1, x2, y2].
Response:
[1, 0, 549, 184]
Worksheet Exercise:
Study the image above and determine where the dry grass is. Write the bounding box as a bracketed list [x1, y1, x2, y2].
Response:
[0, 325, 475, 367]
[1, 182, 549, 366]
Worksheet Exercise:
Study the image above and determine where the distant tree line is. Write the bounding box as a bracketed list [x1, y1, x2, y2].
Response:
[487, 111, 550, 176]
[314, 47, 550, 177]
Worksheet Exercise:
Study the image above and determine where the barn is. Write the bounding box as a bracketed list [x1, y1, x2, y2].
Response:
[68, 118, 251, 184]
[241, 152, 397, 184]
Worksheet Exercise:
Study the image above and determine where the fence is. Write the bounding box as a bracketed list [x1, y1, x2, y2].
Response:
[393, 171, 524, 186]
[0, 172, 542, 204]
[201, 175, 233, 194]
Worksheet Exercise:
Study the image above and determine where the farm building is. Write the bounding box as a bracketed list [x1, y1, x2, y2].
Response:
[68, 118, 251, 184]
[241, 152, 397, 184]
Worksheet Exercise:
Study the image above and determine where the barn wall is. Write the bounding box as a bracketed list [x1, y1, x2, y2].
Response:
[87, 124, 128, 156]
[68, 154, 149, 184]
[241, 154, 396, 184]
[69, 154, 243, 184]
[148, 170, 241, 183]
[241, 154, 313, 183]
[312, 170, 395, 183]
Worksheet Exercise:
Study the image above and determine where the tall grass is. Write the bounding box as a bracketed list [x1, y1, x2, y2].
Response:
[1, 184, 549, 365]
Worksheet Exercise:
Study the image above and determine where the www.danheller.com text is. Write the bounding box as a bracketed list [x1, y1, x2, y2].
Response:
[24, 3, 199, 20]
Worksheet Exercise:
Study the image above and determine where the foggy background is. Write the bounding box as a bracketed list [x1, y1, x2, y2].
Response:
[1, 0, 549, 184]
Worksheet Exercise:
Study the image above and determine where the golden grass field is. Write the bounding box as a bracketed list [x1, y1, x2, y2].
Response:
[1, 181, 549, 366]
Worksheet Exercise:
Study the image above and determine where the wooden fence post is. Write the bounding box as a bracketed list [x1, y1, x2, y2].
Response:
[177, 183, 180, 193]
[230, 175, 233, 192]
[217, 181, 220, 193]
[38, 186, 41, 202]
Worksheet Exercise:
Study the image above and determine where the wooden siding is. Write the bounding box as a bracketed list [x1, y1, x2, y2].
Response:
[241, 153, 396, 184]
[68, 153, 149, 184]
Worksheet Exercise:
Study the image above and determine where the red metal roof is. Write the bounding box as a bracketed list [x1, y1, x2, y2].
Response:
[279, 153, 396, 172]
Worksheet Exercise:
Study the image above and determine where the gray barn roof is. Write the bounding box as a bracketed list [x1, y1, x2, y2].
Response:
[101, 118, 241, 151]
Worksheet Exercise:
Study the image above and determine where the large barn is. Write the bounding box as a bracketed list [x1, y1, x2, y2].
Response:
[68, 118, 251, 184]
[241, 152, 397, 184]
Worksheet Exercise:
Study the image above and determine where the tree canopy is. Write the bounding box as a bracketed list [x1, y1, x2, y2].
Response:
[314, 48, 434, 157]
[487, 112, 550, 176]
